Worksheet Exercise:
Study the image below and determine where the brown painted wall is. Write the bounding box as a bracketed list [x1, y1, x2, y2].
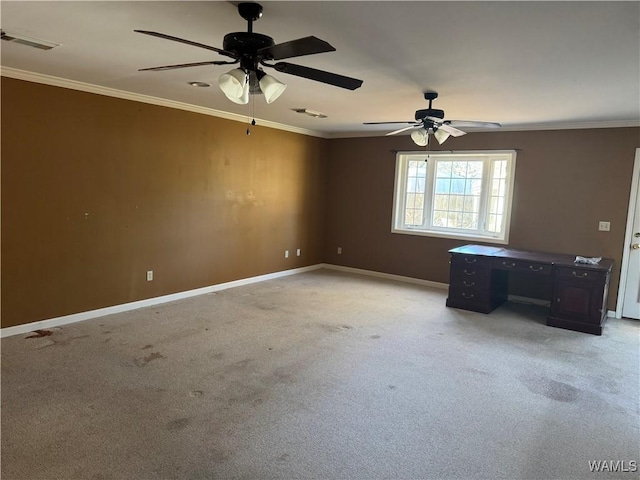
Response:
[324, 128, 640, 309]
[2, 77, 638, 328]
[1, 77, 328, 328]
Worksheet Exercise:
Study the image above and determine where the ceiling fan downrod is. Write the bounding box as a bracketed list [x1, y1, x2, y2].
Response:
[238, 2, 263, 34]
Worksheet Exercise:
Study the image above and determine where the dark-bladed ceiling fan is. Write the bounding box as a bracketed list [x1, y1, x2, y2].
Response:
[135, 2, 363, 104]
[364, 92, 500, 146]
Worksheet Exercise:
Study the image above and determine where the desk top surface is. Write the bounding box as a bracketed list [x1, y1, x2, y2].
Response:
[449, 244, 614, 271]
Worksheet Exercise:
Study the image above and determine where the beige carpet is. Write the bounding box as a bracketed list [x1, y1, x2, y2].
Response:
[2, 269, 639, 480]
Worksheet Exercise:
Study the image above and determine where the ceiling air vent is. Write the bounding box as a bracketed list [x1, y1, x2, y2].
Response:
[1, 29, 59, 50]
[292, 108, 328, 119]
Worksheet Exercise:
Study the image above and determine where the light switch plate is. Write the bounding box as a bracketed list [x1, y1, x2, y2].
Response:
[598, 221, 610, 231]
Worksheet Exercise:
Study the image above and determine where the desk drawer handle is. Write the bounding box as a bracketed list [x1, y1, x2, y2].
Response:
[529, 265, 544, 272]
[502, 261, 516, 267]
[572, 271, 589, 278]
[463, 281, 475, 287]
[464, 258, 477, 264]
[463, 269, 476, 276]
[462, 293, 475, 299]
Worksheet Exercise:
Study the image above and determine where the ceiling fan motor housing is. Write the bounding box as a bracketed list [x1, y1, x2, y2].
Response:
[415, 108, 445, 121]
[223, 32, 275, 56]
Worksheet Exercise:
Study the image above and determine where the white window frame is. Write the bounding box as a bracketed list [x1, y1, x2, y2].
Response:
[392, 150, 517, 244]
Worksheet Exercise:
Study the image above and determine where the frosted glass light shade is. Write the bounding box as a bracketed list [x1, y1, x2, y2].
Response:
[434, 129, 451, 144]
[259, 74, 287, 104]
[411, 129, 429, 146]
[218, 68, 248, 99]
[225, 81, 250, 104]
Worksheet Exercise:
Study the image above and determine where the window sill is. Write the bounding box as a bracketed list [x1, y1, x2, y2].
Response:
[391, 227, 509, 245]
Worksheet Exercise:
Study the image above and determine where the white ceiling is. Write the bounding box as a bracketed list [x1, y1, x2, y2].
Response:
[1, 1, 639, 138]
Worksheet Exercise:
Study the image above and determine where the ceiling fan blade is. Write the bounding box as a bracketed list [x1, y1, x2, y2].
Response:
[363, 121, 416, 125]
[387, 125, 420, 136]
[446, 120, 501, 129]
[259, 36, 335, 60]
[134, 30, 236, 59]
[138, 60, 234, 72]
[271, 62, 363, 90]
[436, 123, 467, 137]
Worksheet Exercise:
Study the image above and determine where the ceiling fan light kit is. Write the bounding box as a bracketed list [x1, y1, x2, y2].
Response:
[365, 91, 501, 146]
[136, 2, 362, 106]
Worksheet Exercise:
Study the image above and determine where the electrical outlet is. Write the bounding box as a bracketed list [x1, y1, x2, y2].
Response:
[296, 248, 301, 256]
[337, 247, 342, 254]
[146, 270, 153, 281]
[598, 221, 610, 232]
[284, 250, 289, 258]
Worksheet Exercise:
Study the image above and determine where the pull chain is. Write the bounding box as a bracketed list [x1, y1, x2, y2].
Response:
[246, 93, 256, 135]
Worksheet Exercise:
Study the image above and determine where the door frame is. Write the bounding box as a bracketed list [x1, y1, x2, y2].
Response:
[616, 148, 640, 319]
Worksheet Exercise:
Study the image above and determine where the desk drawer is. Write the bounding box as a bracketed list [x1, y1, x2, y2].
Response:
[449, 276, 489, 292]
[451, 254, 493, 268]
[492, 259, 552, 276]
[449, 263, 492, 286]
[448, 286, 488, 302]
[554, 267, 607, 282]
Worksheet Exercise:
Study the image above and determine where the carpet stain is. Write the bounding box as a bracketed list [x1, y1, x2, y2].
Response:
[134, 351, 166, 367]
[277, 453, 290, 463]
[272, 369, 295, 384]
[142, 344, 153, 350]
[227, 387, 266, 407]
[519, 374, 580, 402]
[321, 324, 354, 332]
[229, 359, 253, 370]
[167, 417, 190, 432]
[467, 367, 496, 377]
[257, 303, 277, 310]
[370, 335, 381, 339]
[25, 329, 53, 338]
[190, 390, 204, 397]
[210, 448, 230, 463]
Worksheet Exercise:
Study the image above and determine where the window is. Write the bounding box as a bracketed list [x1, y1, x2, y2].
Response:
[392, 150, 516, 244]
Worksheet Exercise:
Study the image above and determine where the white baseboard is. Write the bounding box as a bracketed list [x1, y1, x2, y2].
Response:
[1, 264, 324, 338]
[322, 263, 449, 290]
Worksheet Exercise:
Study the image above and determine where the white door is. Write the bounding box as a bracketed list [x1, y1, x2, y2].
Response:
[621, 149, 640, 320]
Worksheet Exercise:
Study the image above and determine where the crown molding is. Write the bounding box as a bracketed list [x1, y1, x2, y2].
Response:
[0, 67, 328, 139]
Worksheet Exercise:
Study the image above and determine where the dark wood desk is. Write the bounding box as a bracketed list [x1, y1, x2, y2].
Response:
[446, 245, 614, 335]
